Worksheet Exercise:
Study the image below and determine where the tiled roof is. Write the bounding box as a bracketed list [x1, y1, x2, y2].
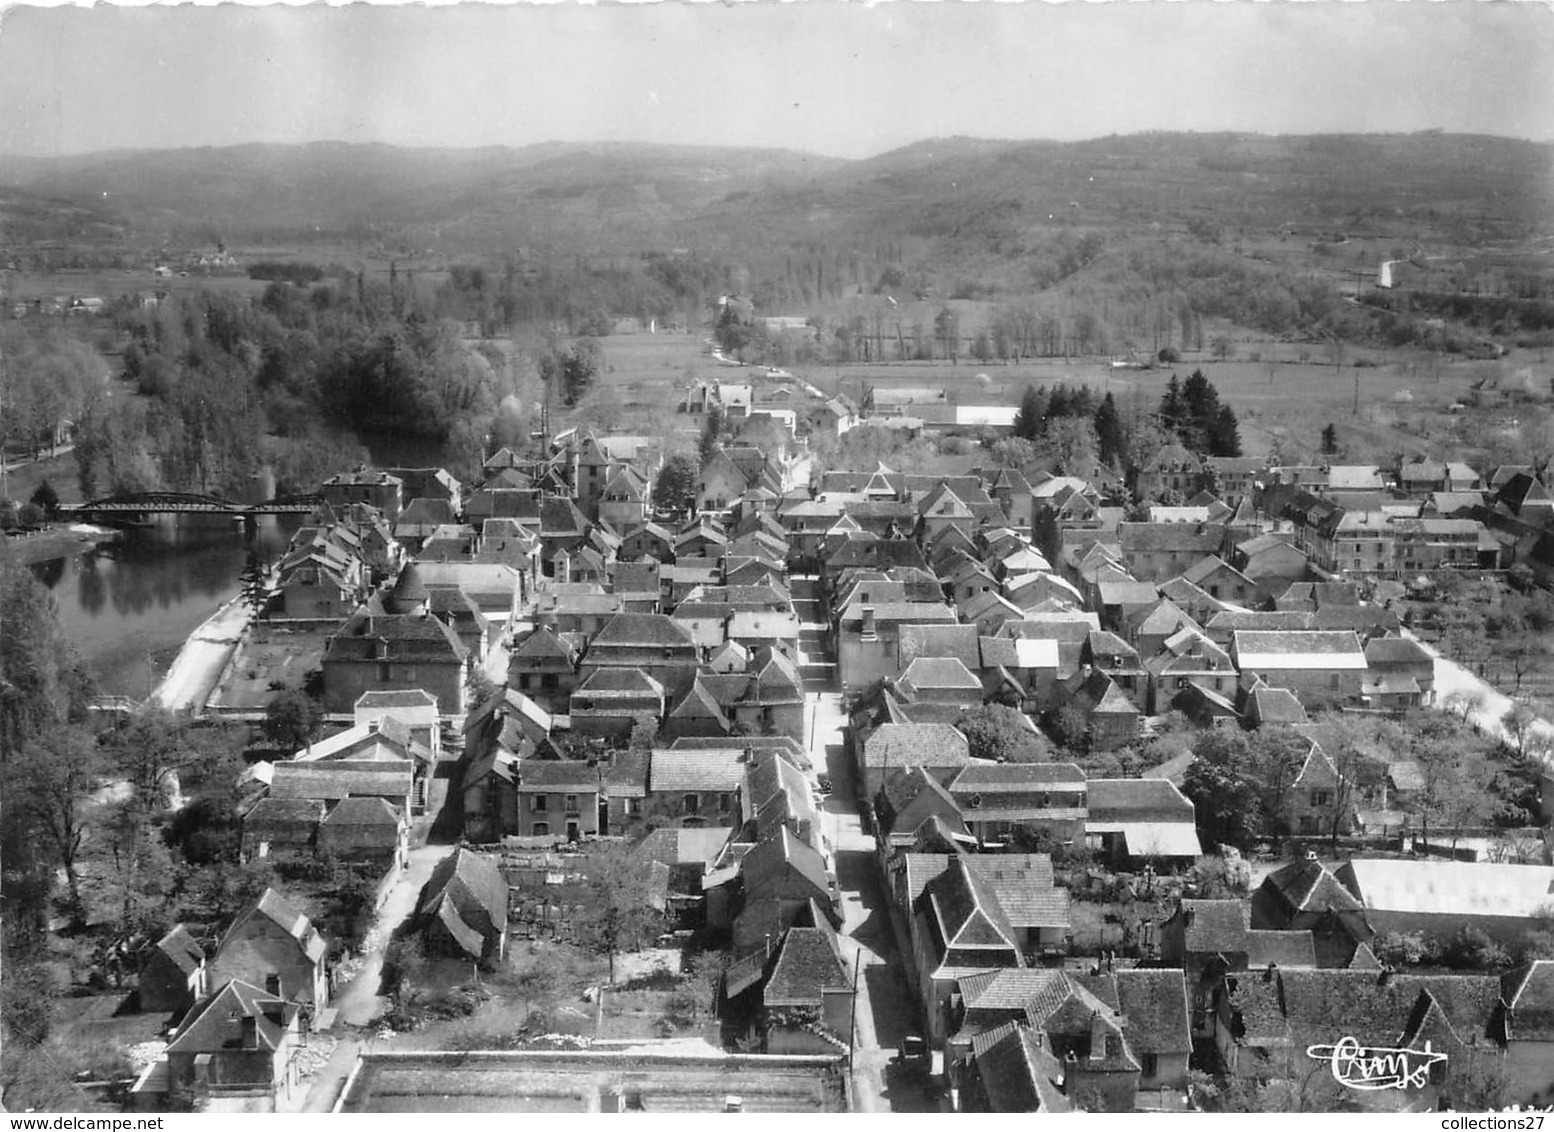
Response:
[1097, 579, 1159, 605]
[1114, 968, 1193, 1054]
[1119, 521, 1226, 554]
[1364, 636, 1433, 665]
[604, 749, 649, 796]
[226, 888, 326, 965]
[1264, 968, 1504, 1050]
[926, 857, 1021, 952]
[1249, 686, 1309, 723]
[882, 765, 960, 819]
[590, 612, 697, 648]
[322, 795, 401, 826]
[355, 688, 439, 711]
[969, 855, 1069, 929]
[1233, 629, 1367, 668]
[1206, 610, 1315, 637]
[951, 762, 1085, 790]
[1259, 857, 1366, 916]
[1245, 929, 1318, 969]
[668, 676, 731, 728]
[511, 625, 578, 662]
[744, 750, 813, 820]
[763, 926, 850, 1008]
[969, 1021, 1069, 1113]
[325, 609, 469, 664]
[153, 924, 206, 977]
[1171, 899, 1249, 953]
[418, 848, 508, 956]
[269, 761, 412, 802]
[1086, 778, 1193, 823]
[905, 853, 1065, 930]
[862, 723, 970, 770]
[895, 621, 975, 677]
[167, 979, 298, 1055]
[741, 824, 831, 899]
[243, 796, 326, 832]
[518, 760, 600, 789]
[649, 747, 745, 793]
[837, 601, 958, 626]
[572, 667, 665, 696]
[899, 656, 982, 691]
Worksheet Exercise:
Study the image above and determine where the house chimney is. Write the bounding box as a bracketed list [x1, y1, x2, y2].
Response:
[1089, 1011, 1110, 1062]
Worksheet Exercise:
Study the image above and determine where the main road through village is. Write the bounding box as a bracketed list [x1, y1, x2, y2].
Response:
[792, 576, 936, 1113]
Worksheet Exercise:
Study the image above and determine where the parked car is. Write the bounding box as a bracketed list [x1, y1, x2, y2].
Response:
[896, 1035, 930, 1073]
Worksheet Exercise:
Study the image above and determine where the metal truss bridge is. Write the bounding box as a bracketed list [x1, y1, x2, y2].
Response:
[61, 491, 324, 517]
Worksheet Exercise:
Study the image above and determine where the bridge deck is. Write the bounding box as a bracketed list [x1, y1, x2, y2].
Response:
[63, 493, 322, 516]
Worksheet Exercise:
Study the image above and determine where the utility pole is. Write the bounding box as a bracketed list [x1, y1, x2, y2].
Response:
[1354, 365, 1360, 418]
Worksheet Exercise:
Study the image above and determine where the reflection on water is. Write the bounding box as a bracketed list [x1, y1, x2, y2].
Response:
[29, 514, 301, 699]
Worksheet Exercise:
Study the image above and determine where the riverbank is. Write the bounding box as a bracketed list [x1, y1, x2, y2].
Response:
[1, 522, 123, 566]
[150, 590, 254, 712]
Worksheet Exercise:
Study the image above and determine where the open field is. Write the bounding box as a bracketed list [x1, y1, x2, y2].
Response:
[2, 266, 271, 304]
[594, 331, 732, 404]
[585, 324, 1554, 465]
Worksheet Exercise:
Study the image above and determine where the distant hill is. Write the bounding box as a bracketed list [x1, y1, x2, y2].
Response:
[0, 187, 126, 246]
[2, 132, 1550, 256]
[0, 140, 847, 250]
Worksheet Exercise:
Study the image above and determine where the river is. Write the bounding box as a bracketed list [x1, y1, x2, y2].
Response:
[30, 432, 457, 700]
[30, 515, 302, 700]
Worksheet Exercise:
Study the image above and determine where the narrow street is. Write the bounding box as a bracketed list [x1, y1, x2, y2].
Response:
[281, 838, 456, 1113]
[792, 576, 933, 1112]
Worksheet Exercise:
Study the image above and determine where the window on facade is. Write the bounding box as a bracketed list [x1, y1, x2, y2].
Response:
[532, 795, 547, 812]
[542, 674, 558, 689]
[565, 794, 578, 812]
[1329, 673, 1341, 690]
[684, 794, 700, 815]
[532, 822, 549, 836]
[1311, 790, 1332, 807]
[627, 798, 642, 815]
[719, 792, 732, 812]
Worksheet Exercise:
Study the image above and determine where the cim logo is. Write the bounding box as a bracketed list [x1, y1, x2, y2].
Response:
[1306, 1037, 1447, 1091]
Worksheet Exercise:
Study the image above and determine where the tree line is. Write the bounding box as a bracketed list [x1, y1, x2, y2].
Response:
[47, 275, 616, 502]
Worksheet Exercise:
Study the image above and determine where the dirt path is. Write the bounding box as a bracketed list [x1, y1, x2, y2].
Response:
[1408, 628, 1554, 751]
[332, 842, 457, 1027]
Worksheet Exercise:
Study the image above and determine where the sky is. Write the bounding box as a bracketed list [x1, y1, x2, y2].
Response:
[0, 1, 1551, 160]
